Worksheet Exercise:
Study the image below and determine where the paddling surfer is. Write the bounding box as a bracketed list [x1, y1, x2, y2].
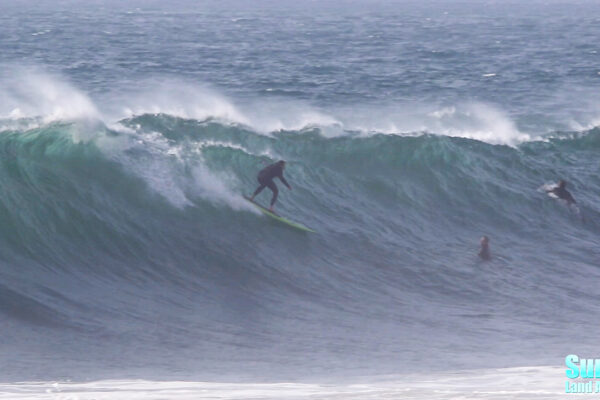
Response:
[250, 160, 292, 212]
[546, 180, 576, 205]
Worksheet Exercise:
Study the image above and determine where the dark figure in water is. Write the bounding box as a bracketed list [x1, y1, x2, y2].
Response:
[250, 160, 292, 212]
[479, 236, 491, 261]
[546, 180, 576, 205]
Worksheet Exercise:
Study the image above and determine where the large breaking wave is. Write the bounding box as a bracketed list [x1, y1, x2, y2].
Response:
[1, 71, 600, 381]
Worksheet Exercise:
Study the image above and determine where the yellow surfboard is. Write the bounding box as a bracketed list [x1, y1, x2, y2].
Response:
[244, 196, 316, 233]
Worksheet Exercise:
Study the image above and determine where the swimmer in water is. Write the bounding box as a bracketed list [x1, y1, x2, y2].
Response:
[478, 236, 491, 261]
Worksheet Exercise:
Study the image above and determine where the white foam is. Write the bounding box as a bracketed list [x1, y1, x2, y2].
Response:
[188, 164, 255, 211]
[97, 129, 192, 208]
[96, 127, 256, 212]
[0, 366, 575, 399]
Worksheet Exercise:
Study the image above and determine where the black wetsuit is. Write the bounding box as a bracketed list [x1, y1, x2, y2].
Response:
[550, 186, 576, 205]
[479, 245, 490, 261]
[252, 162, 291, 206]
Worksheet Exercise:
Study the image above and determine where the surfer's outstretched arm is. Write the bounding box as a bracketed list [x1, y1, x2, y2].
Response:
[278, 175, 291, 189]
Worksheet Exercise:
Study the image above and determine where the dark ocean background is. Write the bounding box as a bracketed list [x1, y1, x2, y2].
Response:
[1, 0, 600, 382]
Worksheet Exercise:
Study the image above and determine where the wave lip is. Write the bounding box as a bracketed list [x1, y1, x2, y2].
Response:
[424, 103, 532, 145]
[0, 67, 546, 146]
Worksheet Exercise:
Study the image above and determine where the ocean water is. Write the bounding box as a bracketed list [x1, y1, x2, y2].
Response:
[1, 0, 600, 397]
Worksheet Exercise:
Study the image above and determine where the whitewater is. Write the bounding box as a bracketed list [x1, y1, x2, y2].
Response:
[1, 0, 600, 398]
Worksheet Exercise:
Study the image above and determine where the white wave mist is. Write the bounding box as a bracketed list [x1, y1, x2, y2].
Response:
[102, 77, 341, 135]
[100, 77, 535, 145]
[333, 102, 533, 146]
[112, 79, 248, 127]
[0, 66, 99, 123]
[0, 69, 536, 146]
[425, 103, 531, 145]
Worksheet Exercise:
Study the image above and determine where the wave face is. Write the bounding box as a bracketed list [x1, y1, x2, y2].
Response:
[1, 110, 599, 381]
[1, 0, 600, 383]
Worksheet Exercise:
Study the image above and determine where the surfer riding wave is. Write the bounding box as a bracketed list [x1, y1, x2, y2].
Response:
[250, 160, 292, 212]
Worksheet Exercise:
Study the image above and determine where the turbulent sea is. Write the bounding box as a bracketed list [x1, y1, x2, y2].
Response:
[1, 0, 600, 398]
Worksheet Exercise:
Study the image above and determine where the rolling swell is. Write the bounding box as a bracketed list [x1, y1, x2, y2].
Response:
[1, 114, 600, 380]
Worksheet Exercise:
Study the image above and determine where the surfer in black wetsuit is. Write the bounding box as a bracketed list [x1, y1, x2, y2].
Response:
[546, 180, 576, 205]
[250, 160, 292, 212]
